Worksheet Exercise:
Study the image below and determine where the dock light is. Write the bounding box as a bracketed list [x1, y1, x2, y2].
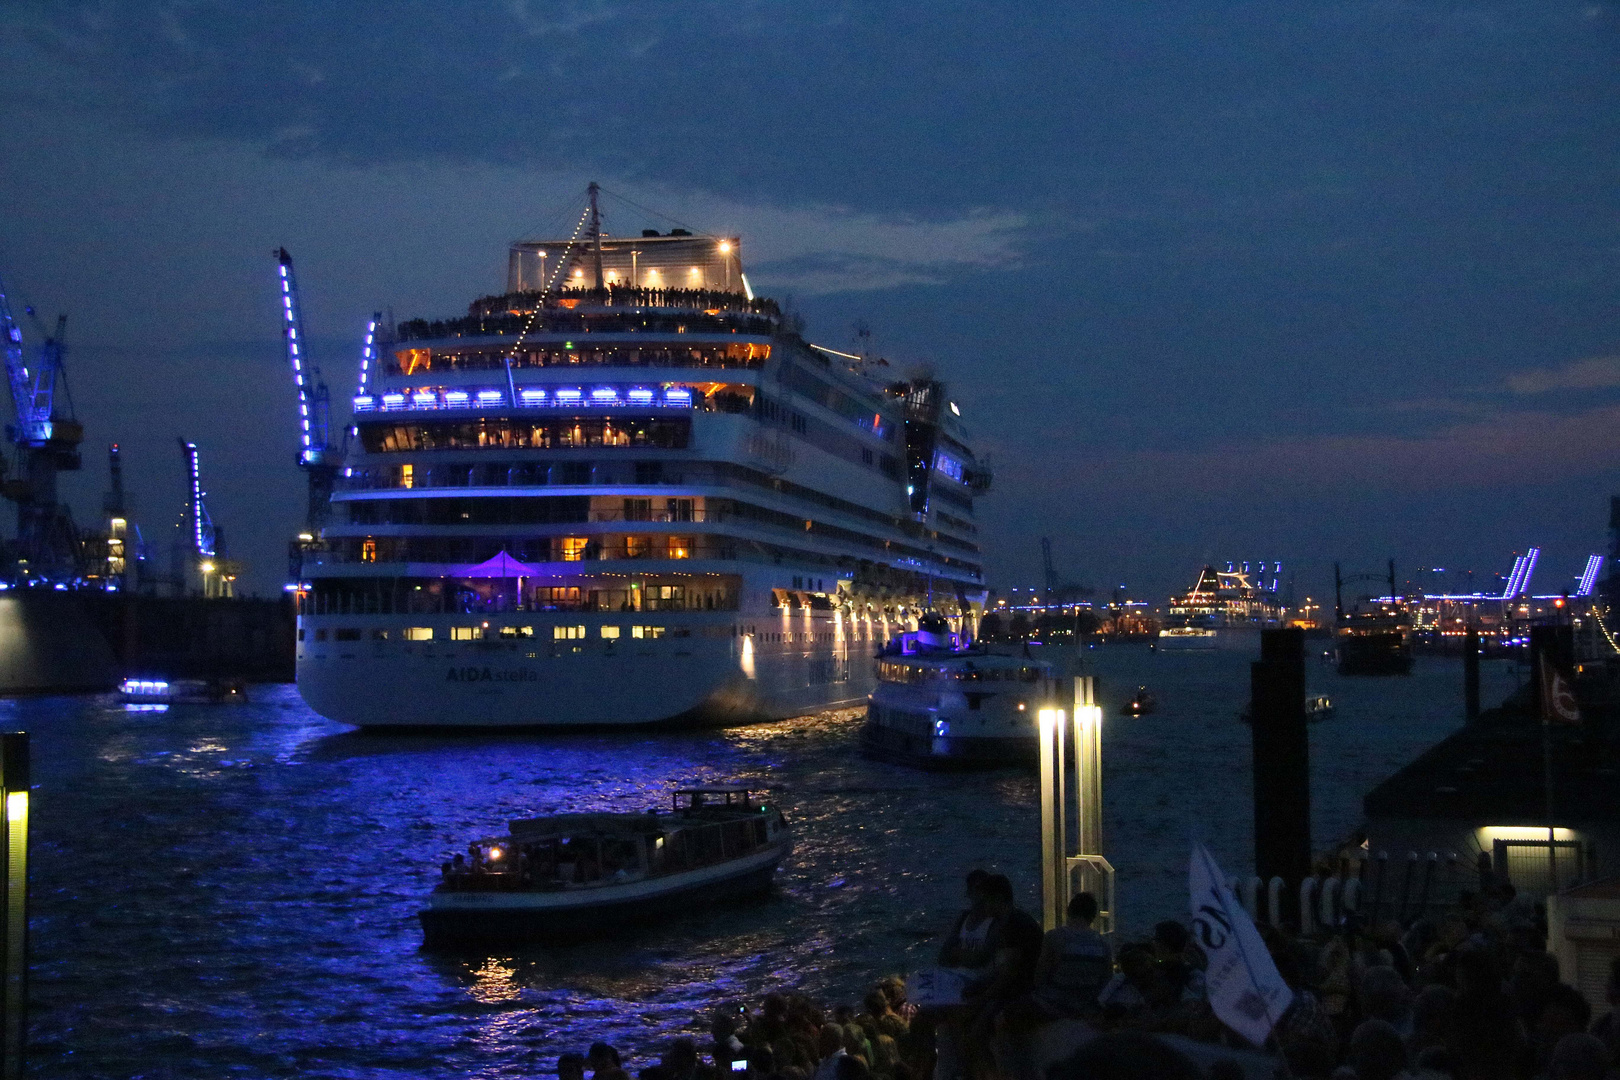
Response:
[200, 561, 215, 575]
[1, 732, 27, 1076]
[719, 241, 731, 253]
[297, 532, 313, 543]
[487, 847, 502, 861]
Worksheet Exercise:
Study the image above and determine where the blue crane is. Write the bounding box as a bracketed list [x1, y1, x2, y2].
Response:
[274, 248, 338, 529]
[0, 273, 83, 583]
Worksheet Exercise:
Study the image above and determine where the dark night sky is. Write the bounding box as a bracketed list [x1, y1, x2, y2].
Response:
[0, 1, 1615, 601]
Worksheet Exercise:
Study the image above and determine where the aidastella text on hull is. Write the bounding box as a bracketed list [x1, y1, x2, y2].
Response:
[293, 186, 990, 727]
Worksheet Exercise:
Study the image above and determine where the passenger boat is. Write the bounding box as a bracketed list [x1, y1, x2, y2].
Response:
[860, 614, 1054, 769]
[420, 787, 792, 947]
[1335, 609, 1414, 675]
[118, 677, 248, 706]
[293, 184, 991, 727]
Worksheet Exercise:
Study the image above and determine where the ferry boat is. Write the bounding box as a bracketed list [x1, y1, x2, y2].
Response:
[1157, 563, 1285, 651]
[420, 787, 791, 946]
[294, 186, 990, 727]
[861, 614, 1053, 768]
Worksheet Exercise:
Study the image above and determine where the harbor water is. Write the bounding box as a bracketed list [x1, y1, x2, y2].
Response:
[22, 645, 1518, 1078]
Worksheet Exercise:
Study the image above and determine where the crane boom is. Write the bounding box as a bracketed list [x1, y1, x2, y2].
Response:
[274, 248, 332, 465]
[179, 439, 215, 558]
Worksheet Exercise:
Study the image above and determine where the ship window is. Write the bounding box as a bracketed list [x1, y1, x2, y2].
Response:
[297, 628, 306, 642]
[450, 627, 482, 641]
[632, 626, 666, 639]
[403, 627, 433, 641]
[400, 463, 413, 489]
[314, 629, 328, 641]
[553, 625, 586, 640]
[601, 626, 621, 639]
[557, 537, 588, 562]
[334, 628, 362, 641]
[625, 535, 651, 559]
[668, 536, 693, 559]
[371, 629, 389, 640]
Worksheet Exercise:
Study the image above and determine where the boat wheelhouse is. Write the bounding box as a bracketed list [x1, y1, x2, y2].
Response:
[420, 787, 792, 945]
[294, 187, 990, 726]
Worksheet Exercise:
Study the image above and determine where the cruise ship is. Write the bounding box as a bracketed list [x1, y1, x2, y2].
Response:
[1156, 562, 1285, 651]
[294, 188, 990, 727]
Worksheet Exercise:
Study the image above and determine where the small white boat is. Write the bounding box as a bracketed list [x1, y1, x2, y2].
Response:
[420, 787, 793, 947]
[1155, 626, 1219, 651]
[861, 614, 1054, 769]
[1237, 694, 1335, 725]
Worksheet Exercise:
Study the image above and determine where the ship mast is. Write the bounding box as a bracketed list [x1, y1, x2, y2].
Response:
[587, 181, 605, 291]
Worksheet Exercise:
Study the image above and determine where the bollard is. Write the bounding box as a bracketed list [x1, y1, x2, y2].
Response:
[1416, 853, 1438, 917]
[1369, 851, 1389, 924]
[1397, 852, 1418, 923]
[1320, 877, 1341, 929]
[1267, 877, 1284, 928]
[0, 733, 27, 1080]
[1299, 878, 1318, 935]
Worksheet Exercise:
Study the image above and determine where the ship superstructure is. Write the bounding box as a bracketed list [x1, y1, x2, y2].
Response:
[294, 189, 990, 727]
[1157, 562, 1285, 650]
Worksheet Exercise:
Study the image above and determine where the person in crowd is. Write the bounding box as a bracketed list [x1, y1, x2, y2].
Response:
[1408, 983, 1457, 1061]
[590, 1043, 624, 1079]
[1534, 984, 1595, 1074]
[1047, 1031, 1202, 1080]
[1444, 948, 1527, 1080]
[936, 871, 995, 973]
[1360, 965, 1414, 1038]
[1590, 958, 1620, 1062]
[1547, 1032, 1613, 1080]
[812, 1023, 846, 1080]
[661, 1038, 702, 1080]
[1334, 1018, 1407, 1080]
[1029, 892, 1113, 1023]
[559, 1052, 588, 1080]
[1096, 942, 1158, 1026]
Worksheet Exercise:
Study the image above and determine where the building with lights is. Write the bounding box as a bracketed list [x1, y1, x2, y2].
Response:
[294, 191, 990, 727]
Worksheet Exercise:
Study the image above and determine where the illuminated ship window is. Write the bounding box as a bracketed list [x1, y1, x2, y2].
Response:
[601, 626, 621, 639]
[553, 625, 586, 640]
[403, 627, 433, 641]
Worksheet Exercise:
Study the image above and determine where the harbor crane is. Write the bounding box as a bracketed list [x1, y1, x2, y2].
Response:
[177, 439, 235, 597]
[274, 248, 338, 530]
[0, 274, 83, 584]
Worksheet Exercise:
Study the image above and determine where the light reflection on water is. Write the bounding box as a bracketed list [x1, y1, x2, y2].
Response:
[20, 647, 1518, 1077]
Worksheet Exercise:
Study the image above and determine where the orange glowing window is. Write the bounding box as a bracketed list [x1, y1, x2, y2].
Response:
[396, 348, 431, 375]
[668, 536, 693, 559]
[557, 537, 588, 562]
[361, 540, 377, 563]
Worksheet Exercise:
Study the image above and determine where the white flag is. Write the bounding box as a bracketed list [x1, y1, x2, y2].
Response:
[1189, 842, 1294, 1048]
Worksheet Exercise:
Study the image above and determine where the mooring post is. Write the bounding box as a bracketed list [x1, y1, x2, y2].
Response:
[0, 733, 27, 1080]
[1251, 628, 1310, 921]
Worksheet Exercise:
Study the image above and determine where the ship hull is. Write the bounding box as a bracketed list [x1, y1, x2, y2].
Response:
[296, 607, 879, 728]
[420, 841, 788, 946]
[859, 720, 1035, 769]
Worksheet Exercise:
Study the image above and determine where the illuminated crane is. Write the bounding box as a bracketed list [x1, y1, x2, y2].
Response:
[274, 248, 338, 529]
[177, 439, 236, 597]
[0, 274, 83, 584]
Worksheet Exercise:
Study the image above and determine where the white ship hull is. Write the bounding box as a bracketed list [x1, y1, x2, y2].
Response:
[297, 599, 884, 727]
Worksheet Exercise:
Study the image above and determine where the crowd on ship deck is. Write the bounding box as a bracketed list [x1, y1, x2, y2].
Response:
[544, 867, 1620, 1080]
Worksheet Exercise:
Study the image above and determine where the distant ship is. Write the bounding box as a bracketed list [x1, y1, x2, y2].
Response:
[1333, 562, 1414, 676]
[1156, 563, 1283, 651]
[295, 186, 991, 727]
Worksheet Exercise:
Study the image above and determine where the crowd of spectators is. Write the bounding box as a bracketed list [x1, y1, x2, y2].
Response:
[548, 868, 1620, 1080]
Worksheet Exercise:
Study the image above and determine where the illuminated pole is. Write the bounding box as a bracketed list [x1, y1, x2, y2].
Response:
[1071, 676, 1114, 936]
[1037, 706, 1064, 930]
[0, 733, 27, 1080]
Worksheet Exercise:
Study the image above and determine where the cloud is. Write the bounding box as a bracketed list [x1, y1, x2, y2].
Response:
[1001, 402, 1620, 502]
[1507, 355, 1620, 394]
